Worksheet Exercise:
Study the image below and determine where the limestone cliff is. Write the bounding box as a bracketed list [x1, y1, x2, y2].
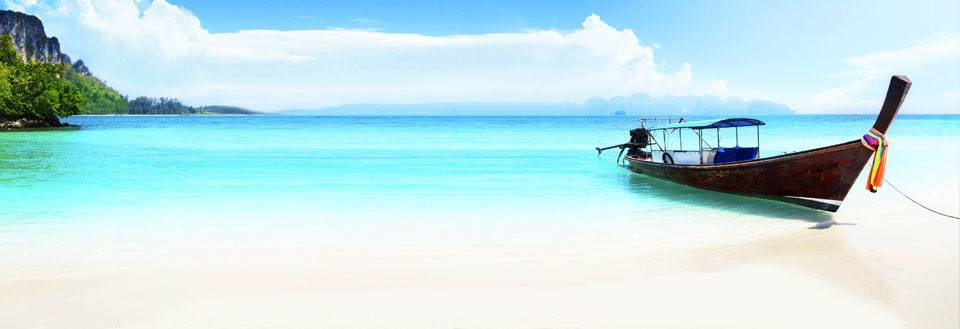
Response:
[0, 10, 90, 75]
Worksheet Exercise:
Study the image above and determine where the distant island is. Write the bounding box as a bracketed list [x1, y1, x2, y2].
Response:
[123, 97, 259, 115]
[281, 102, 585, 116]
[0, 10, 257, 129]
[282, 94, 794, 116]
[584, 93, 793, 116]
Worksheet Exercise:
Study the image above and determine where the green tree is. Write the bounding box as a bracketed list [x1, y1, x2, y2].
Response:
[0, 34, 19, 65]
[65, 69, 128, 114]
[0, 33, 84, 124]
[128, 96, 196, 114]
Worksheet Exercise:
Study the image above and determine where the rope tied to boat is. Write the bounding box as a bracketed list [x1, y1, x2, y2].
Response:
[860, 128, 888, 193]
[861, 129, 958, 219]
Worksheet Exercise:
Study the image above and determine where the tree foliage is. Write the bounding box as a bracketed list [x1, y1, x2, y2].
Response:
[197, 105, 259, 115]
[128, 96, 198, 115]
[65, 69, 128, 114]
[0, 34, 83, 123]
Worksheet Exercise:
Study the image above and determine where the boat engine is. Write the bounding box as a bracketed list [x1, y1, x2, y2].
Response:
[626, 128, 651, 159]
[629, 128, 649, 147]
[595, 127, 651, 160]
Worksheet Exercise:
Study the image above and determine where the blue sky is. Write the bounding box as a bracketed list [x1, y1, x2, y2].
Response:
[4, 0, 959, 113]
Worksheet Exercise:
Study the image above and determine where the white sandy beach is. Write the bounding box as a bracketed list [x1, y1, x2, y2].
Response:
[1, 0, 958, 327]
[1, 190, 957, 329]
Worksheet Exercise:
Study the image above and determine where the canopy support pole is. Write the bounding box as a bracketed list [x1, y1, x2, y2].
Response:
[698, 129, 703, 164]
[757, 126, 760, 152]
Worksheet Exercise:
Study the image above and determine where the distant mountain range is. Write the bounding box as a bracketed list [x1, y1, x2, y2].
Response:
[281, 93, 794, 116]
[281, 103, 585, 116]
[585, 93, 793, 116]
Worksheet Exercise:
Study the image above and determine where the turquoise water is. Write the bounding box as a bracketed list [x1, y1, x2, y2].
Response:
[2, 115, 958, 222]
[0, 114, 958, 276]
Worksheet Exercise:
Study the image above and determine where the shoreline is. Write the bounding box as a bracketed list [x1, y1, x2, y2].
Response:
[0, 117, 74, 130]
[66, 113, 960, 117]
[1, 209, 956, 328]
[0, 125, 79, 131]
[68, 113, 264, 116]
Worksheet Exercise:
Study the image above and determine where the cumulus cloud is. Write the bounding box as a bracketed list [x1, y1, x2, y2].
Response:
[72, 0, 205, 59]
[19, 1, 716, 111]
[707, 79, 727, 96]
[808, 34, 960, 113]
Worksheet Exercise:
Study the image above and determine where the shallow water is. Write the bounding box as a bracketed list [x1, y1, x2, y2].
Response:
[1, 114, 957, 276]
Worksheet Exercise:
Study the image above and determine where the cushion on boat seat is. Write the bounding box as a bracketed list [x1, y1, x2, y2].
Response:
[714, 147, 759, 164]
[714, 147, 737, 164]
[737, 147, 759, 161]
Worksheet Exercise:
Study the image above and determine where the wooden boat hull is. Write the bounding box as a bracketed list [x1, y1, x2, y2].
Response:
[624, 140, 872, 211]
[618, 75, 911, 212]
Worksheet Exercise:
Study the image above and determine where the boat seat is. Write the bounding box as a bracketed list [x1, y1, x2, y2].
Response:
[737, 147, 759, 161]
[715, 147, 759, 164]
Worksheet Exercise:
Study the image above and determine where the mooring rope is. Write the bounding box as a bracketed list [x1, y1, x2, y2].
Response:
[883, 178, 960, 220]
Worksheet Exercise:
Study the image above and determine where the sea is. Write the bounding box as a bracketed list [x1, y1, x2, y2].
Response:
[1, 114, 958, 277]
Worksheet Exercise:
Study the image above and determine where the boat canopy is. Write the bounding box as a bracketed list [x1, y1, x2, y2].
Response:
[649, 118, 765, 131]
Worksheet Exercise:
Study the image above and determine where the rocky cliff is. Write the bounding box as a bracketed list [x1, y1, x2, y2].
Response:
[0, 10, 89, 74]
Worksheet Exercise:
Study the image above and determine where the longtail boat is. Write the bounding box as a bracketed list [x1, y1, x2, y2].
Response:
[596, 75, 911, 212]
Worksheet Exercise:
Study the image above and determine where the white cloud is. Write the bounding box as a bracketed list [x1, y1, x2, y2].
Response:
[807, 34, 960, 113]
[72, 0, 205, 59]
[707, 79, 727, 96]
[3, 0, 38, 11]
[24, 1, 715, 111]
[845, 34, 958, 70]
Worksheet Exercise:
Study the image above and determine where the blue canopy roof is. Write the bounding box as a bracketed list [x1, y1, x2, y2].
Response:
[649, 118, 765, 130]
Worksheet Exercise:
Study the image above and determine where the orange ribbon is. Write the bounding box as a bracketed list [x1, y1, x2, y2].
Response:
[860, 128, 888, 193]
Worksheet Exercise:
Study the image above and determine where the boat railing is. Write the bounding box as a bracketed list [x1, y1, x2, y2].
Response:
[648, 120, 761, 165]
[639, 117, 685, 128]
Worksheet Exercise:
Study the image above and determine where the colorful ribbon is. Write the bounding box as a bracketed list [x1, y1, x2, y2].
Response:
[860, 128, 888, 193]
